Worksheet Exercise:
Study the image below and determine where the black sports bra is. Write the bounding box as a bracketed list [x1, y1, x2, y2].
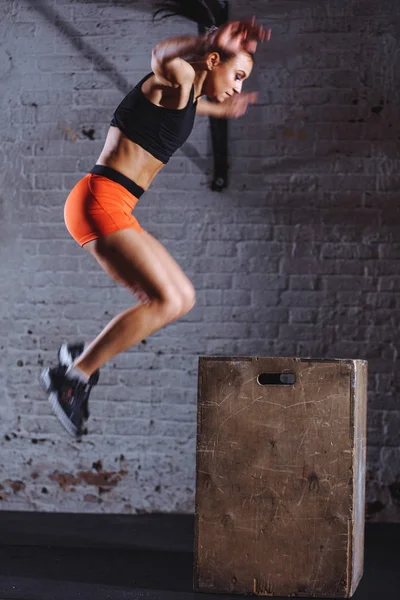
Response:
[110, 72, 197, 164]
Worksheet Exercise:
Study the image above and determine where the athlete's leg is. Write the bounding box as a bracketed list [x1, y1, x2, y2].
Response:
[73, 228, 195, 376]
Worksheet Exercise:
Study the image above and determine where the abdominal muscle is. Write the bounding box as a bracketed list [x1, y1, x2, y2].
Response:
[96, 125, 165, 191]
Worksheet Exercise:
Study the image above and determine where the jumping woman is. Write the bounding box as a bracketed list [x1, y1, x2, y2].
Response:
[40, 0, 270, 437]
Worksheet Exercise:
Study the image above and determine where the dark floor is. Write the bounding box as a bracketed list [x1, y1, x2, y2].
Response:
[0, 511, 398, 600]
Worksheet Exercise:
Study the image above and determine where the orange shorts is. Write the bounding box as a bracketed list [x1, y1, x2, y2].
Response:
[64, 168, 144, 246]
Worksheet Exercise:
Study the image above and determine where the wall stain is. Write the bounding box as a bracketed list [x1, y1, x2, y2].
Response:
[60, 124, 78, 142]
[49, 468, 128, 491]
[282, 127, 308, 140]
[82, 127, 95, 140]
[84, 494, 101, 503]
[4, 480, 26, 494]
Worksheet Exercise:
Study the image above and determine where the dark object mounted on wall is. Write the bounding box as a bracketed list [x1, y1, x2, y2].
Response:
[198, 1, 229, 191]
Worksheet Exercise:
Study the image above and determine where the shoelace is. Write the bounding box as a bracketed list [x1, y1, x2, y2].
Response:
[54, 362, 96, 421]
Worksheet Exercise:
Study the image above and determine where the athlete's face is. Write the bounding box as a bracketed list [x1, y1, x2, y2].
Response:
[203, 51, 254, 103]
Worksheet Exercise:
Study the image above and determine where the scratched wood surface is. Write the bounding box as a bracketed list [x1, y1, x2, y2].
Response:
[194, 357, 367, 598]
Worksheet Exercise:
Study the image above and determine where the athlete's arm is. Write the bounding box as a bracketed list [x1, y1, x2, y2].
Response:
[196, 93, 258, 119]
[196, 99, 224, 117]
[151, 35, 210, 87]
[151, 19, 269, 88]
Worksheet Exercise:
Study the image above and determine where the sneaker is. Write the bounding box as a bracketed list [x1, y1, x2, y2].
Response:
[39, 365, 89, 438]
[58, 342, 100, 424]
[58, 342, 100, 385]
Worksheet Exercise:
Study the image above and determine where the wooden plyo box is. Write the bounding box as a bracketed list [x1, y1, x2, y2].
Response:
[194, 357, 367, 598]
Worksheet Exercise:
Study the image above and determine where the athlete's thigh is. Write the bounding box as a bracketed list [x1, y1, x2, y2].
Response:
[140, 229, 194, 291]
[83, 228, 177, 301]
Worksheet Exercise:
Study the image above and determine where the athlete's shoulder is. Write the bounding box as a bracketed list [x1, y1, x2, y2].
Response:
[151, 55, 195, 89]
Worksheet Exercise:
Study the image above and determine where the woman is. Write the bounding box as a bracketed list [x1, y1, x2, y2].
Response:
[40, 0, 270, 438]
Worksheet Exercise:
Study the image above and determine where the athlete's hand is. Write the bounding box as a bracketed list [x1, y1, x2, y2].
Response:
[220, 92, 258, 119]
[208, 17, 271, 55]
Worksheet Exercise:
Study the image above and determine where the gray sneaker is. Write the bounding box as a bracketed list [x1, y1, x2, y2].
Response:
[39, 365, 89, 438]
[58, 342, 100, 423]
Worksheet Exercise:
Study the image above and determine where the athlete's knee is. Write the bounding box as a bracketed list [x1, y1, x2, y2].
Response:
[157, 281, 195, 322]
[151, 285, 185, 323]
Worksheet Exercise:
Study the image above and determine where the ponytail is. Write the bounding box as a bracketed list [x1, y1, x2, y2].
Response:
[153, 0, 226, 30]
[153, 0, 238, 62]
[152, 1, 255, 64]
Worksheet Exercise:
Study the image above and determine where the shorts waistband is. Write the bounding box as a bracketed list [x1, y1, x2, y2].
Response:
[90, 165, 145, 198]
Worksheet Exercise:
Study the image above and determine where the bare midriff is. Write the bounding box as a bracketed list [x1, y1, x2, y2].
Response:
[96, 125, 165, 191]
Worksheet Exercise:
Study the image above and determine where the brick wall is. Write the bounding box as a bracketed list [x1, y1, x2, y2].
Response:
[1, 0, 399, 521]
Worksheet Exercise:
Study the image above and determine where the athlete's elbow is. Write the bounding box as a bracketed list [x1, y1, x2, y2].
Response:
[151, 43, 172, 77]
[152, 39, 166, 60]
[151, 47, 163, 74]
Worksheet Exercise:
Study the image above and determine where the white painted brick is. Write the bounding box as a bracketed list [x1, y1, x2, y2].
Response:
[1, 0, 399, 520]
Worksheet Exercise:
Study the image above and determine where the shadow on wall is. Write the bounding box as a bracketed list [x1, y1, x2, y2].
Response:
[237, 0, 400, 180]
[26, 0, 400, 183]
[25, 0, 343, 178]
[26, 0, 211, 173]
[27, 0, 140, 98]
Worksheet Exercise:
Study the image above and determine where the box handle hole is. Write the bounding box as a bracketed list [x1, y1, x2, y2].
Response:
[257, 373, 296, 386]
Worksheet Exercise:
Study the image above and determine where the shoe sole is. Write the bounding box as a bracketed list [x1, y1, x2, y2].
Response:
[39, 368, 80, 438]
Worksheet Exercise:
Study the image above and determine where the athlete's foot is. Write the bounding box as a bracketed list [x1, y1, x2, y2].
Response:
[39, 365, 91, 438]
[58, 341, 100, 384]
[58, 342, 100, 425]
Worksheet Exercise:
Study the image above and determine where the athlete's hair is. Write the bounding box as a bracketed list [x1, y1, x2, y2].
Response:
[153, 0, 224, 29]
[153, 0, 254, 63]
